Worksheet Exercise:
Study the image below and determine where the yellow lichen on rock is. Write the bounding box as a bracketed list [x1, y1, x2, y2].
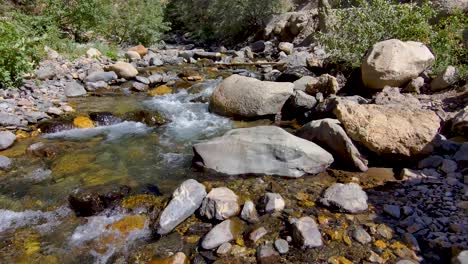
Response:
[148, 85, 172, 96]
[121, 194, 163, 210]
[107, 215, 147, 235]
[73, 116, 95, 128]
[374, 240, 388, 249]
[150, 252, 189, 264]
[328, 256, 354, 264]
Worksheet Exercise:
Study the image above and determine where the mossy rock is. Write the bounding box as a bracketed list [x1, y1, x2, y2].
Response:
[73, 116, 95, 129]
[148, 85, 173, 96]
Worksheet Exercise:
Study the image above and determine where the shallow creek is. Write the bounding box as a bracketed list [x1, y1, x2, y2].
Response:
[0, 67, 405, 263]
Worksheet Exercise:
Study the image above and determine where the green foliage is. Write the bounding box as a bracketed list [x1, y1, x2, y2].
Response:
[317, 0, 435, 68]
[430, 10, 468, 79]
[103, 0, 170, 45]
[167, 0, 292, 43]
[0, 15, 50, 88]
[317, 0, 468, 77]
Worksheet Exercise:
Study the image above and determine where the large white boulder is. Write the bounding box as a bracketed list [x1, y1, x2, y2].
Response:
[362, 39, 435, 89]
[193, 126, 334, 178]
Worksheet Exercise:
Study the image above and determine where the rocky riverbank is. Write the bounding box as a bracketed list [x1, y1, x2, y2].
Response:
[0, 38, 467, 263]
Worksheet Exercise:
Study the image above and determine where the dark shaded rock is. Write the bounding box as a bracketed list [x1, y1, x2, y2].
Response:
[257, 244, 280, 264]
[38, 119, 75, 134]
[68, 191, 105, 217]
[250, 40, 266, 53]
[89, 112, 122, 126]
[124, 110, 168, 127]
[276, 67, 313, 82]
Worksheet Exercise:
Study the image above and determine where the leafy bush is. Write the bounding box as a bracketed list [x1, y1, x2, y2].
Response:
[103, 0, 170, 45]
[317, 0, 435, 68]
[430, 10, 468, 79]
[166, 0, 292, 43]
[317, 0, 467, 77]
[0, 17, 47, 88]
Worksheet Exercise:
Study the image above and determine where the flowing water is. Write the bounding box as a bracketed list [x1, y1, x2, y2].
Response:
[0, 74, 237, 263]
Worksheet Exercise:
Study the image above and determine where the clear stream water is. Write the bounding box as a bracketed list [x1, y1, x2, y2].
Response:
[0, 77, 237, 262]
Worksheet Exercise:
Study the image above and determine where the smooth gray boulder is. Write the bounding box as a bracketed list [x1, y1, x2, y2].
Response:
[201, 219, 243, 250]
[0, 131, 16, 150]
[199, 187, 240, 220]
[193, 126, 334, 178]
[291, 217, 323, 248]
[157, 179, 207, 235]
[209, 75, 294, 118]
[0, 156, 12, 170]
[84, 71, 118, 83]
[296, 118, 368, 171]
[320, 183, 368, 213]
[64, 81, 87, 97]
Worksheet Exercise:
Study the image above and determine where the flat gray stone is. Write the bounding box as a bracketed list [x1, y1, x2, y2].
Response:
[64, 81, 86, 97]
[157, 179, 207, 235]
[0, 131, 16, 150]
[84, 71, 118, 83]
[320, 183, 368, 213]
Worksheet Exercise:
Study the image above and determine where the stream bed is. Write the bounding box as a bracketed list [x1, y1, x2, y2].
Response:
[0, 66, 425, 264]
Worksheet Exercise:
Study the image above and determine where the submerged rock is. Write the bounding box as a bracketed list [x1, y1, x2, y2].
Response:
[320, 183, 368, 214]
[334, 100, 440, 157]
[0, 131, 16, 150]
[199, 187, 240, 221]
[0, 156, 12, 170]
[209, 74, 293, 119]
[68, 191, 105, 217]
[193, 126, 333, 177]
[201, 218, 243, 250]
[291, 217, 323, 248]
[124, 110, 168, 127]
[157, 179, 207, 235]
[297, 118, 368, 171]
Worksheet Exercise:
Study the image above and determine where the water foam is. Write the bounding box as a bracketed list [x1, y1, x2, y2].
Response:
[44, 121, 152, 141]
[144, 79, 231, 143]
[0, 207, 71, 233]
